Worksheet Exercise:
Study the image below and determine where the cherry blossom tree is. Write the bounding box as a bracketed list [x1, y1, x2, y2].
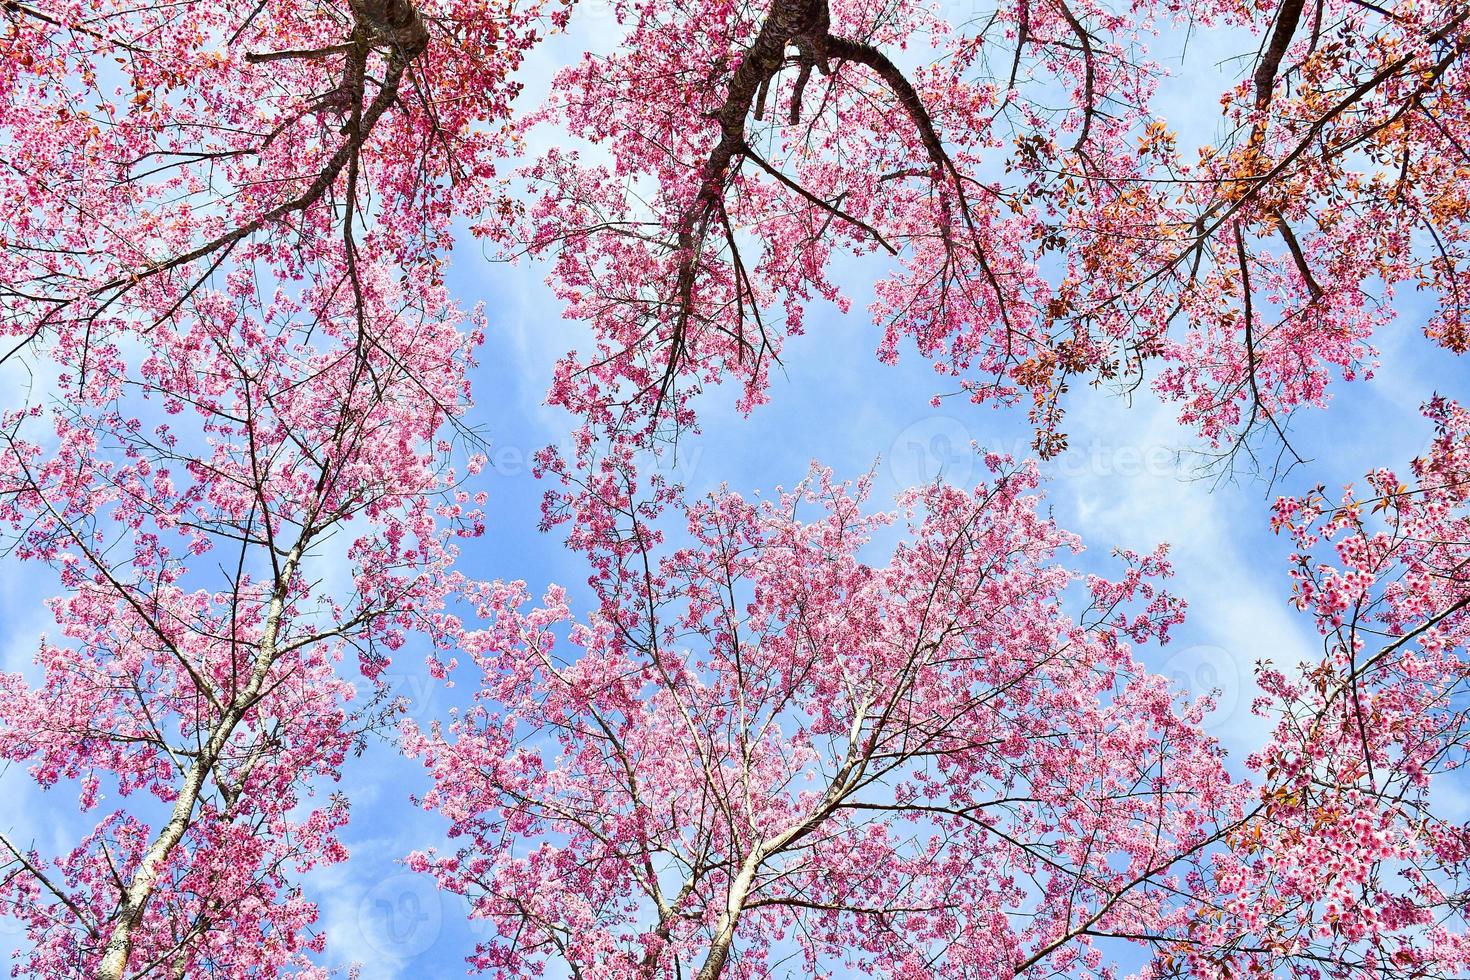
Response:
[516, 0, 1470, 467]
[1174, 398, 1470, 978]
[0, 0, 566, 975]
[0, 255, 490, 977]
[406, 453, 1251, 979]
[4, 2, 1468, 978]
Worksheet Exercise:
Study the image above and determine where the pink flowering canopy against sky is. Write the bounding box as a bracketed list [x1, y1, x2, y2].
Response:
[0, 1, 1467, 979]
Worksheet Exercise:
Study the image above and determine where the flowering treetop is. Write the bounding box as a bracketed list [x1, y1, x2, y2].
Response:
[407, 455, 1250, 979]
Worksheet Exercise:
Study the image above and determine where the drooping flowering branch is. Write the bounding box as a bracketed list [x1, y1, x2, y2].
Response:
[518, 0, 1470, 470]
[1, 0, 565, 374]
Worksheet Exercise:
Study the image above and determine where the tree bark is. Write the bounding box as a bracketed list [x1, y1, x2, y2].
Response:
[94, 544, 302, 980]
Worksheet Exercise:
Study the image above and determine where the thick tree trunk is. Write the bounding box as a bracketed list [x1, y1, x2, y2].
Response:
[692, 856, 761, 980]
[95, 751, 215, 980]
[94, 544, 301, 980]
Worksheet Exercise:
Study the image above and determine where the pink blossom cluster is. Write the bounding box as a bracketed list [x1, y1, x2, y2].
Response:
[405, 456, 1251, 979]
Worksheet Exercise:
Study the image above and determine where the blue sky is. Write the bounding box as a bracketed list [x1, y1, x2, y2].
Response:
[2, 3, 1469, 977]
